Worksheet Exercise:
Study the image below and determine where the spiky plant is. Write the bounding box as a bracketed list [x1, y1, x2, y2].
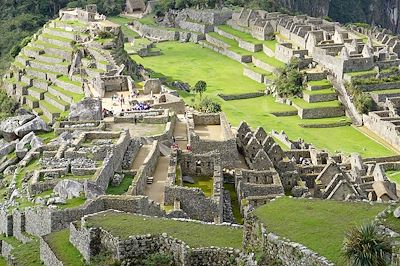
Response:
[343, 223, 392, 266]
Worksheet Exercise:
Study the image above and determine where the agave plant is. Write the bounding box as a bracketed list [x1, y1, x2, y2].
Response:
[343, 223, 392, 266]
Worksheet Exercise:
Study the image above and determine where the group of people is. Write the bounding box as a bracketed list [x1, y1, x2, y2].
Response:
[133, 102, 150, 111]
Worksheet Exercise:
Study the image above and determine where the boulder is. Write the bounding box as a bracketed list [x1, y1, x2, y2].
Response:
[53, 179, 83, 200]
[15, 132, 43, 159]
[394, 206, 400, 218]
[0, 114, 35, 141]
[182, 175, 195, 184]
[69, 97, 102, 121]
[0, 139, 17, 158]
[14, 117, 50, 137]
[111, 173, 123, 187]
[84, 181, 104, 200]
[143, 78, 162, 94]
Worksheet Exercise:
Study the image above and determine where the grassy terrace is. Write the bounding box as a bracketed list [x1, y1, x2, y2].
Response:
[386, 170, 400, 185]
[57, 75, 82, 87]
[137, 15, 157, 26]
[131, 41, 395, 157]
[0, 236, 41, 266]
[41, 33, 73, 44]
[369, 88, 400, 94]
[217, 25, 277, 51]
[33, 40, 73, 52]
[245, 63, 274, 79]
[108, 16, 140, 39]
[254, 197, 387, 264]
[106, 174, 134, 195]
[303, 88, 336, 95]
[183, 176, 214, 197]
[308, 79, 331, 87]
[85, 211, 243, 248]
[291, 98, 341, 109]
[44, 229, 84, 266]
[50, 85, 84, 103]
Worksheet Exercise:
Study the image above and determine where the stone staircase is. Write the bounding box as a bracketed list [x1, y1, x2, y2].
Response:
[3, 21, 87, 122]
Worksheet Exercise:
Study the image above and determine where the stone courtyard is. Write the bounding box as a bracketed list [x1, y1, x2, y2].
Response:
[0, 2, 400, 266]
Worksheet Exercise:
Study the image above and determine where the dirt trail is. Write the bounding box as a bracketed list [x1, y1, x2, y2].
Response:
[144, 156, 170, 203]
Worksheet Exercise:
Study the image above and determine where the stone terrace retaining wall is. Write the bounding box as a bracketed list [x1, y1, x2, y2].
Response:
[200, 40, 252, 63]
[218, 92, 264, 101]
[296, 106, 344, 119]
[25, 195, 166, 237]
[69, 211, 250, 265]
[303, 93, 337, 103]
[132, 21, 179, 41]
[178, 20, 214, 34]
[214, 27, 262, 52]
[243, 214, 333, 266]
[243, 68, 264, 83]
[252, 56, 279, 74]
[358, 81, 400, 92]
[40, 237, 63, 266]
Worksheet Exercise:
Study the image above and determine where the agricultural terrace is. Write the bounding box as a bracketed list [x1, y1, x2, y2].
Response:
[130, 41, 394, 157]
[253, 197, 387, 264]
[84, 211, 243, 249]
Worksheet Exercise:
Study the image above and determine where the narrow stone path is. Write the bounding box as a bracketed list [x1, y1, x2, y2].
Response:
[173, 115, 188, 150]
[144, 155, 170, 203]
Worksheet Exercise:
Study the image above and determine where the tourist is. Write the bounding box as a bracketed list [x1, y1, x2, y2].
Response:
[134, 115, 137, 125]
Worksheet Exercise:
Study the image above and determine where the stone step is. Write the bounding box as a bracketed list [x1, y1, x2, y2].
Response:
[38, 33, 73, 48]
[54, 76, 83, 94]
[48, 85, 74, 104]
[44, 92, 70, 112]
[24, 94, 40, 109]
[39, 100, 61, 122]
[32, 107, 43, 116]
[27, 87, 46, 100]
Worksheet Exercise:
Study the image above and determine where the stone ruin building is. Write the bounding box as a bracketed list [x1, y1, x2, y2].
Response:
[1, 4, 400, 266]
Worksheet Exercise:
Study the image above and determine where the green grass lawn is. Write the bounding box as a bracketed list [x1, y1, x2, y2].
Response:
[385, 170, 400, 185]
[291, 97, 341, 109]
[106, 174, 134, 195]
[0, 236, 41, 266]
[131, 41, 395, 158]
[369, 88, 400, 94]
[254, 197, 387, 264]
[308, 79, 331, 86]
[44, 229, 85, 266]
[224, 183, 243, 224]
[183, 176, 214, 197]
[108, 16, 140, 39]
[85, 211, 243, 249]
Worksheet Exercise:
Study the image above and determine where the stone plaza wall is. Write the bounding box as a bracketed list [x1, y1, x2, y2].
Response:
[243, 214, 334, 266]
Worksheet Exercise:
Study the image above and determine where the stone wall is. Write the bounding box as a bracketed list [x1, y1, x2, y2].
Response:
[200, 40, 252, 63]
[218, 92, 264, 101]
[243, 214, 334, 266]
[40, 237, 63, 266]
[178, 20, 214, 34]
[363, 112, 400, 151]
[0, 210, 13, 236]
[296, 106, 345, 119]
[128, 140, 160, 195]
[25, 195, 166, 237]
[93, 130, 130, 191]
[132, 21, 179, 41]
[303, 92, 337, 103]
[252, 56, 278, 74]
[243, 68, 264, 83]
[71, 211, 250, 265]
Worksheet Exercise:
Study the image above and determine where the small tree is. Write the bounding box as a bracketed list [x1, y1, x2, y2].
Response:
[193, 80, 207, 100]
[273, 59, 303, 98]
[343, 223, 391, 266]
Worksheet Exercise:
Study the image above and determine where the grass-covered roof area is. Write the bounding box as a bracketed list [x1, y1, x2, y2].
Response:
[253, 197, 387, 264]
[85, 211, 243, 249]
[44, 229, 84, 266]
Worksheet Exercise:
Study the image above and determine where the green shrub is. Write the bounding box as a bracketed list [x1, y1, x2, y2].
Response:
[273, 59, 304, 98]
[197, 96, 222, 113]
[346, 82, 372, 114]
